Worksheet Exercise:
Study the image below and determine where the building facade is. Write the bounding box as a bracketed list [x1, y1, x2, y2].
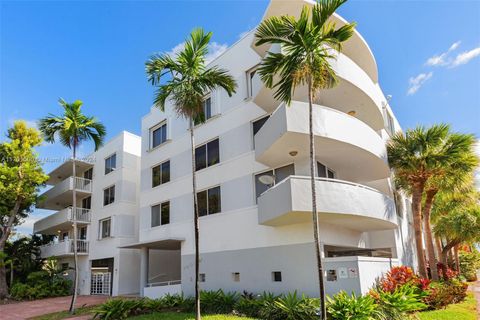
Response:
[35, 0, 418, 299]
[34, 131, 142, 296]
[124, 0, 417, 299]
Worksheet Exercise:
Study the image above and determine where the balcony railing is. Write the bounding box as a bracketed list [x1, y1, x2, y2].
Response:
[40, 239, 89, 258]
[73, 177, 93, 192]
[33, 207, 91, 234]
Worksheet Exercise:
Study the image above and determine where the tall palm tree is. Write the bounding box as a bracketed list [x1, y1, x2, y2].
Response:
[254, 1, 355, 317]
[421, 151, 478, 280]
[387, 124, 474, 278]
[145, 29, 236, 320]
[38, 99, 106, 314]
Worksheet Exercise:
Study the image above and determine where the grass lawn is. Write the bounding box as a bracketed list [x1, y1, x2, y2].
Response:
[128, 313, 256, 320]
[28, 306, 96, 320]
[416, 293, 478, 320]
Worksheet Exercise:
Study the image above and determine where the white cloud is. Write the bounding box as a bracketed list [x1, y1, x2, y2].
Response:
[451, 47, 480, 67]
[425, 41, 461, 66]
[407, 72, 433, 95]
[167, 41, 228, 64]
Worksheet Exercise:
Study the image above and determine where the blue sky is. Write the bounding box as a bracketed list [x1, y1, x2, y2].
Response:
[1, 0, 479, 234]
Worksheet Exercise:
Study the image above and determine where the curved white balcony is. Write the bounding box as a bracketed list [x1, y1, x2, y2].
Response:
[34, 207, 91, 235]
[252, 0, 378, 83]
[37, 177, 92, 210]
[257, 176, 397, 230]
[39, 239, 89, 258]
[255, 102, 389, 182]
[250, 51, 385, 130]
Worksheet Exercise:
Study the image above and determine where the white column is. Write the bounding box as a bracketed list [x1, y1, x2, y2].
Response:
[140, 247, 149, 297]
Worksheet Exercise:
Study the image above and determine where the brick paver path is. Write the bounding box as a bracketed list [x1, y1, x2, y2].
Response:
[0, 295, 108, 320]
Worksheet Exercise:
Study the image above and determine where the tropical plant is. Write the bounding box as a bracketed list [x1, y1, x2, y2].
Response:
[9, 267, 72, 300]
[459, 250, 480, 281]
[145, 28, 237, 319]
[93, 298, 144, 320]
[259, 291, 318, 320]
[254, 1, 355, 317]
[387, 124, 475, 278]
[200, 289, 239, 314]
[38, 99, 106, 313]
[371, 284, 427, 319]
[0, 121, 49, 298]
[327, 291, 379, 320]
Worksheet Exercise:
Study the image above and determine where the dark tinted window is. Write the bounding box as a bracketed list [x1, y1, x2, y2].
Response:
[272, 271, 282, 282]
[252, 116, 269, 136]
[82, 196, 91, 209]
[197, 186, 221, 216]
[195, 138, 219, 171]
[161, 202, 170, 225]
[100, 218, 111, 238]
[255, 170, 273, 199]
[103, 185, 115, 206]
[275, 164, 294, 184]
[152, 160, 170, 187]
[317, 162, 327, 178]
[197, 190, 207, 217]
[151, 204, 160, 227]
[152, 123, 167, 148]
[83, 168, 93, 180]
[105, 154, 116, 174]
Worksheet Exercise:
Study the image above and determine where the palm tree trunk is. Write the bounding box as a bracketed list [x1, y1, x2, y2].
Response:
[423, 189, 438, 280]
[189, 119, 201, 320]
[435, 237, 443, 262]
[69, 143, 79, 314]
[411, 183, 427, 278]
[10, 261, 13, 286]
[308, 80, 326, 320]
[453, 245, 460, 273]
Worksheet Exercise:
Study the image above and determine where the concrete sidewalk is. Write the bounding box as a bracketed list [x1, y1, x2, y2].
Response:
[0, 295, 108, 320]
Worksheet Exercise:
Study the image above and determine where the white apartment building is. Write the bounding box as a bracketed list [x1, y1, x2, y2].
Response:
[33, 131, 142, 296]
[122, 0, 418, 299]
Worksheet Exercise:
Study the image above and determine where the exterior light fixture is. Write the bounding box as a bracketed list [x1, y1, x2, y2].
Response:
[258, 175, 275, 186]
[347, 110, 356, 116]
[289, 150, 298, 157]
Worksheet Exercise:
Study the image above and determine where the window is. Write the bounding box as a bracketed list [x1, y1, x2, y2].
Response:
[197, 186, 221, 217]
[151, 122, 167, 149]
[247, 66, 260, 98]
[232, 272, 240, 282]
[194, 96, 212, 125]
[272, 271, 282, 282]
[151, 201, 170, 227]
[199, 273, 206, 282]
[195, 138, 219, 171]
[152, 160, 170, 187]
[317, 162, 335, 179]
[105, 154, 116, 175]
[82, 196, 91, 209]
[79, 226, 87, 240]
[83, 168, 93, 180]
[99, 218, 111, 239]
[254, 164, 295, 199]
[386, 112, 395, 135]
[252, 115, 270, 148]
[103, 185, 115, 206]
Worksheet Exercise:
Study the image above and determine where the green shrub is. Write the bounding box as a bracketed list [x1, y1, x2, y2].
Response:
[424, 279, 468, 309]
[371, 284, 426, 319]
[459, 250, 480, 281]
[327, 291, 379, 320]
[273, 292, 319, 320]
[200, 290, 238, 314]
[234, 294, 262, 318]
[93, 298, 145, 320]
[9, 270, 72, 300]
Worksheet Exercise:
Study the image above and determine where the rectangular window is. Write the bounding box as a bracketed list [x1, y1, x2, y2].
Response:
[254, 164, 295, 199]
[272, 271, 282, 282]
[386, 112, 395, 135]
[195, 138, 219, 171]
[194, 97, 212, 125]
[151, 202, 170, 227]
[83, 168, 93, 180]
[103, 185, 115, 206]
[82, 196, 91, 209]
[317, 162, 335, 179]
[79, 226, 87, 240]
[99, 218, 111, 239]
[197, 186, 221, 217]
[105, 154, 116, 175]
[232, 272, 240, 282]
[152, 160, 170, 187]
[247, 66, 260, 98]
[151, 122, 167, 149]
[199, 273, 206, 282]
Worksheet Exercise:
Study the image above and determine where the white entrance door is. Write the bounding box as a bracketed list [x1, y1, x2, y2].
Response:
[91, 272, 111, 295]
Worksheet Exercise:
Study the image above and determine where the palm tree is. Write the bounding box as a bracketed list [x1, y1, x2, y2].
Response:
[145, 29, 236, 320]
[254, 1, 355, 317]
[387, 124, 474, 278]
[38, 99, 106, 314]
[421, 151, 478, 280]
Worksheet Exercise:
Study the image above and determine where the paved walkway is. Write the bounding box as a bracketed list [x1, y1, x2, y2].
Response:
[0, 295, 108, 320]
[474, 280, 480, 319]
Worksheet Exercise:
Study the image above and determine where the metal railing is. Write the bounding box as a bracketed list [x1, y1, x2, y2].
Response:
[70, 239, 89, 253]
[73, 177, 92, 192]
[68, 207, 91, 223]
[147, 280, 181, 288]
